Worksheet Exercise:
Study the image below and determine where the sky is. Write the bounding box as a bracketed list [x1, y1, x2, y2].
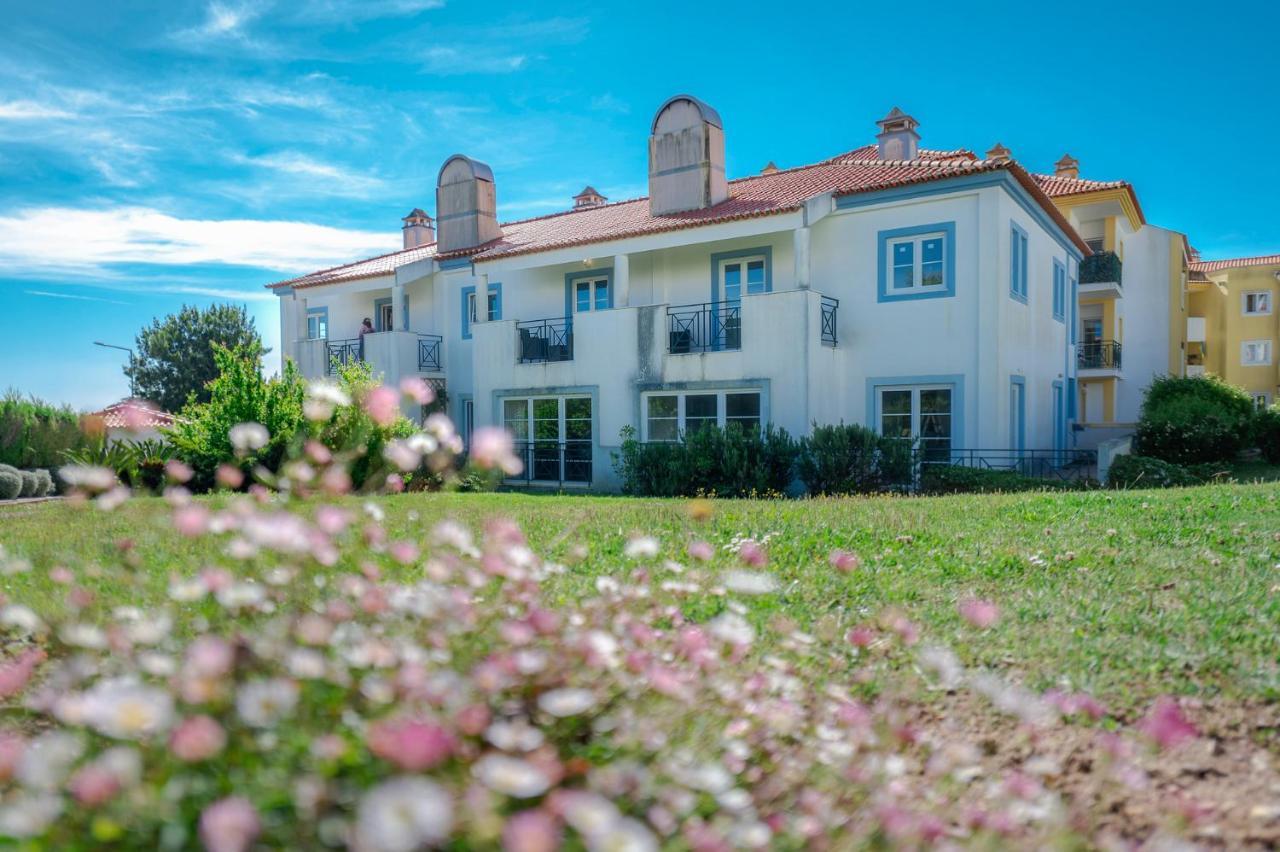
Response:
[3, 0, 1278, 410]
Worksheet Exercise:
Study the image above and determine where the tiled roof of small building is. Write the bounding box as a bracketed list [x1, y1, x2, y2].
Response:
[270, 145, 1087, 289]
[1190, 252, 1280, 273]
[90, 399, 179, 429]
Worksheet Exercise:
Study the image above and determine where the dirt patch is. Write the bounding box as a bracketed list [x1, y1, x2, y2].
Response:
[906, 693, 1280, 848]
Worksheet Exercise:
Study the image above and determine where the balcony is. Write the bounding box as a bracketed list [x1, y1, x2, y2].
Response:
[417, 334, 443, 372]
[1079, 251, 1122, 299]
[518, 317, 573, 364]
[667, 300, 741, 354]
[1077, 340, 1122, 373]
[821, 296, 839, 347]
[1187, 316, 1206, 343]
[326, 338, 363, 375]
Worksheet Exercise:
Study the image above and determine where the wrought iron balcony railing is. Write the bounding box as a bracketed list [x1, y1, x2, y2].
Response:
[417, 333, 443, 372]
[820, 295, 839, 347]
[326, 338, 362, 375]
[1077, 340, 1122, 370]
[920, 447, 1098, 482]
[507, 441, 592, 485]
[667, 300, 741, 354]
[517, 318, 573, 363]
[1080, 251, 1122, 286]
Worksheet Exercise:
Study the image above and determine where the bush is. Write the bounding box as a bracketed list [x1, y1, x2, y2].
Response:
[0, 391, 89, 469]
[17, 470, 38, 497]
[32, 469, 53, 497]
[0, 468, 19, 500]
[1255, 405, 1280, 464]
[1133, 375, 1254, 464]
[796, 423, 913, 494]
[919, 465, 1080, 494]
[614, 424, 798, 497]
[1106, 454, 1232, 489]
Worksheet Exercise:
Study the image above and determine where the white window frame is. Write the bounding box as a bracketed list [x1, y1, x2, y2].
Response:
[1242, 339, 1272, 366]
[486, 291, 499, 321]
[572, 276, 611, 313]
[466, 291, 478, 325]
[500, 395, 593, 483]
[306, 312, 328, 341]
[641, 389, 762, 442]
[887, 232, 947, 294]
[1243, 291, 1273, 316]
[719, 255, 768, 303]
[1252, 392, 1270, 411]
[875, 384, 954, 456]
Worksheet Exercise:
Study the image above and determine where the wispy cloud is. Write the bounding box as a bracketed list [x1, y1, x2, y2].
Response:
[23, 289, 131, 305]
[295, 0, 445, 22]
[589, 93, 630, 115]
[168, 2, 271, 54]
[420, 46, 528, 75]
[0, 99, 75, 120]
[0, 206, 397, 275]
[233, 151, 387, 196]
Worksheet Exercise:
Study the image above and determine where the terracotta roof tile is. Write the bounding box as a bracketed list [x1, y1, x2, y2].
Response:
[1190, 253, 1280, 273]
[1030, 173, 1127, 198]
[270, 146, 1087, 288]
[90, 399, 180, 429]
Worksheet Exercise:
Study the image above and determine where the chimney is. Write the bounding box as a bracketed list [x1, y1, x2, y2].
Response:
[572, 186, 608, 209]
[1054, 154, 1080, 179]
[648, 94, 728, 216]
[760, 161, 779, 175]
[401, 208, 434, 249]
[875, 107, 920, 160]
[985, 142, 1012, 164]
[435, 154, 500, 253]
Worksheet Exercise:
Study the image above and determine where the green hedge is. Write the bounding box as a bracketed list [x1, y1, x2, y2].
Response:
[0, 391, 89, 469]
[614, 424, 799, 497]
[1133, 375, 1254, 464]
[0, 467, 20, 500]
[919, 465, 1081, 495]
[795, 423, 913, 495]
[1107, 454, 1231, 489]
[1255, 405, 1280, 464]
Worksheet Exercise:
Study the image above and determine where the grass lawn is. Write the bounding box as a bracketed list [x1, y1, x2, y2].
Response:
[2, 482, 1277, 711]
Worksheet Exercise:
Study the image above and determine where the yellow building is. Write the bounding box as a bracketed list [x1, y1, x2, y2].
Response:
[1187, 252, 1280, 408]
[1031, 155, 1191, 446]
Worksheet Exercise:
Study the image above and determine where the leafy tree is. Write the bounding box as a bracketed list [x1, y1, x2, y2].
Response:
[125, 304, 267, 412]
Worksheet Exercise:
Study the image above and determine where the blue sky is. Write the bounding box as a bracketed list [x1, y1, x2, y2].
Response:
[3, 0, 1278, 410]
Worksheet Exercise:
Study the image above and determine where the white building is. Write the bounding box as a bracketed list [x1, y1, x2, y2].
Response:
[269, 98, 1088, 490]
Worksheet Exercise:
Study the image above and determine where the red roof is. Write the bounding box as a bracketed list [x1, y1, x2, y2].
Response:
[1029, 172, 1147, 227]
[90, 399, 179, 429]
[270, 146, 1087, 289]
[1190, 253, 1280, 273]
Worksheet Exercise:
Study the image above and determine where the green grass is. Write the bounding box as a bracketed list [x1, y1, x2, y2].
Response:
[2, 483, 1278, 710]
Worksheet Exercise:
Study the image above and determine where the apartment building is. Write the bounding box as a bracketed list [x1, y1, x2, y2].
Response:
[269, 97, 1086, 490]
[1186, 253, 1280, 409]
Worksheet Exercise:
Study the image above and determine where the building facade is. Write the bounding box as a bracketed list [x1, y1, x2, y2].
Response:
[270, 98, 1087, 490]
[1186, 253, 1280, 409]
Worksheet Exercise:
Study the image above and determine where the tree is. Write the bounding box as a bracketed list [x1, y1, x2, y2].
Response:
[125, 304, 267, 413]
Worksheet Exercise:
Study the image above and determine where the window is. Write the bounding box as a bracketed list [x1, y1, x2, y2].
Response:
[462, 284, 499, 339]
[1081, 317, 1103, 344]
[720, 256, 768, 303]
[1252, 392, 1270, 411]
[876, 385, 953, 461]
[1009, 378, 1025, 452]
[1052, 260, 1066, 321]
[487, 292, 500, 321]
[461, 399, 474, 447]
[878, 223, 955, 302]
[642, 390, 763, 441]
[501, 396, 593, 483]
[1242, 340, 1272, 366]
[306, 307, 328, 340]
[572, 276, 611, 313]
[1244, 291, 1272, 316]
[1084, 237, 1105, 254]
[1010, 222, 1029, 302]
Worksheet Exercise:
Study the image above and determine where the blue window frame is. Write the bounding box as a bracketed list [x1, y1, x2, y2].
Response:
[1052, 259, 1066, 322]
[306, 306, 328, 340]
[710, 247, 773, 304]
[563, 268, 614, 319]
[1009, 376, 1025, 452]
[876, 223, 956, 302]
[487, 282, 502, 322]
[462, 282, 501, 340]
[1010, 221, 1028, 303]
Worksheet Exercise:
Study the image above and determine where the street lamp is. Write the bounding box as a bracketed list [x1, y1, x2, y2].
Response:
[94, 341, 137, 398]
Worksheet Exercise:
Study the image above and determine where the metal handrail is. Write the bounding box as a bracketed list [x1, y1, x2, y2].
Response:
[417, 333, 443, 372]
[920, 447, 1097, 481]
[1077, 340, 1122, 370]
[326, 338, 362, 375]
[667, 299, 741, 353]
[517, 318, 573, 363]
[508, 440, 592, 486]
[820, 295, 839, 347]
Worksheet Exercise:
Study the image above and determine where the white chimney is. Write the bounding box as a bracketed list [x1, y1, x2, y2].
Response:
[435, 154, 500, 253]
[401, 208, 434, 249]
[648, 95, 728, 216]
[875, 107, 920, 160]
[1054, 154, 1080, 179]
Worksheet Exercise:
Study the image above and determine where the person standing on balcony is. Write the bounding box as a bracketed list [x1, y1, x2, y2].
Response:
[359, 317, 374, 359]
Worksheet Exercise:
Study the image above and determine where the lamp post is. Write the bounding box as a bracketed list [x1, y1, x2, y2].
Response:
[94, 341, 137, 398]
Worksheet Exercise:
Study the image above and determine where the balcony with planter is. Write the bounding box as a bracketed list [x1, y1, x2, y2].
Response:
[1078, 251, 1122, 299]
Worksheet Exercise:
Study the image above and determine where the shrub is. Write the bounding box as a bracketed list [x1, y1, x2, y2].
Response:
[17, 470, 38, 497]
[1106, 454, 1231, 489]
[1255, 405, 1280, 464]
[1133, 375, 1254, 464]
[0, 468, 19, 500]
[796, 423, 913, 494]
[614, 424, 798, 497]
[0, 390, 89, 469]
[32, 469, 53, 497]
[920, 465, 1081, 494]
